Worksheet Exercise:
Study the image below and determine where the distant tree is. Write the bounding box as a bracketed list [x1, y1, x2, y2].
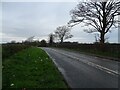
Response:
[69, 0, 120, 44]
[10, 40, 16, 44]
[54, 25, 73, 43]
[40, 40, 47, 47]
[31, 40, 40, 46]
[25, 36, 35, 42]
[48, 33, 54, 46]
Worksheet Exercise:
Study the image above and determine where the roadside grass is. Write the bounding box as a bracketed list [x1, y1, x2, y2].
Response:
[0, 45, 2, 90]
[2, 47, 68, 89]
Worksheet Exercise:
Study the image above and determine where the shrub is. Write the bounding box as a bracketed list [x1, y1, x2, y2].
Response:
[2, 43, 30, 60]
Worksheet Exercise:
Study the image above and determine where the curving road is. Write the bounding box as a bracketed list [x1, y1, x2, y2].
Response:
[42, 47, 119, 88]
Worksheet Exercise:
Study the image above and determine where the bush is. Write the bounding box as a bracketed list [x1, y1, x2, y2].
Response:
[2, 43, 30, 60]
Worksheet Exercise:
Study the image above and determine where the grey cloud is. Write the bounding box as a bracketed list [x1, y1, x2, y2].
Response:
[1, 2, 118, 43]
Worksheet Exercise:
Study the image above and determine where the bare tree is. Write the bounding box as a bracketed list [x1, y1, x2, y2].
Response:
[69, 0, 120, 44]
[48, 33, 54, 46]
[54, 25, 73, 43]
[25, 36, 35, 42]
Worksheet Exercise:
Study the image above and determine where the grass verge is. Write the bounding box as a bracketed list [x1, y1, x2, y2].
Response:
[2, 47, 68, 89]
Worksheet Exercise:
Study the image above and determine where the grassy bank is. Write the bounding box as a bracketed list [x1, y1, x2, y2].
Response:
[2, 47, 68, 89]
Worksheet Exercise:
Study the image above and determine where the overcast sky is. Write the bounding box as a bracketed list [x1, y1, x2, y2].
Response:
[1, 1, 118, 43]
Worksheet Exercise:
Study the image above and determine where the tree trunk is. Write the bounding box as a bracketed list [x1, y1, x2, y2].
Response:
[99, 32, 106, 52]
[100, 2, 106, 45]
[60, 38, 63, 43]
[100, 32, 105, 44]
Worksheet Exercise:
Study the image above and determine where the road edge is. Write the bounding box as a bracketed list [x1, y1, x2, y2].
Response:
[40, 47, 71, 89]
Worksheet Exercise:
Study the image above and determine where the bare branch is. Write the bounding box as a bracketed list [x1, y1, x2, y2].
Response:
[54, 25, 73, 43]
[69, 0, 119, 44]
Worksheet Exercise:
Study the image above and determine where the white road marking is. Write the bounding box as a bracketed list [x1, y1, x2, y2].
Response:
[51, 48, 120, 76]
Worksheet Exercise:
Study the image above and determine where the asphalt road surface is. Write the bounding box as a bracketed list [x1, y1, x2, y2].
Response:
[42, 47, 119, 88]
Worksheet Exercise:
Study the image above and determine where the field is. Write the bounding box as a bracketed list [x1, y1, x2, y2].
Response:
[2, 46, 68, 89]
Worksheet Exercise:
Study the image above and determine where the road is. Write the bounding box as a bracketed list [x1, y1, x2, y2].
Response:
[42, 47, 119, 88]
